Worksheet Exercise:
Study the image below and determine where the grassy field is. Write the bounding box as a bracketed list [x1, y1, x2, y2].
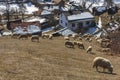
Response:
[0, 36, 120, 80]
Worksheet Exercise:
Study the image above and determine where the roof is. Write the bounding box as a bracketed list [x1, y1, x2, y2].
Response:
[11, 21, 41, 34]
[63, 11, 81, 16]
[11, 21, 41, 29]
[67, 12, 94, 21]
[41, 10, 53, 16]
[43, 5, 59, 11]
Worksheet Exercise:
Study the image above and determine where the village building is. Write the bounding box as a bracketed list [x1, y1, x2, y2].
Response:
[10, 21, 41, 35]
[59, 11, 95, 33]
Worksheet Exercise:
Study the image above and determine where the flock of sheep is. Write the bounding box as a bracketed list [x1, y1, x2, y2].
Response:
[64, 33, 112, 54]
[10, 33, 53, 42]
[4, 32, 114, 74]
[63, 33, 114, 74]
[64, 33, 94, 53]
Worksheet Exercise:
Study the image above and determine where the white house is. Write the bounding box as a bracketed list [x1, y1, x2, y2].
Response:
[59, 11, 95, 33]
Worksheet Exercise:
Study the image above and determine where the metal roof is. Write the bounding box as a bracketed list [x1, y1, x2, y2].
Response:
[67, 12, 94, 21]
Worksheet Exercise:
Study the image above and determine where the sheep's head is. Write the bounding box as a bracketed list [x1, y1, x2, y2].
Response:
[108, 66, 113, 74]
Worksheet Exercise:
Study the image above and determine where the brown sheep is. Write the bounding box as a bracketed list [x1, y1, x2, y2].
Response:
[93, 57, 113, 73]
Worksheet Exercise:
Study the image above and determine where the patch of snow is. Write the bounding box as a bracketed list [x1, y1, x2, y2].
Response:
[13, 25, 41, 34]
[24, 4, 38, 14]
[25, 17, 47, 23]
[2, 31, 12, 36]
[0, 2, 38, 15]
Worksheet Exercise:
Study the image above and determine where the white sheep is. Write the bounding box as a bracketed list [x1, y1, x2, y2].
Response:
[93, 57, 113, 73]
[86, 45, 92, 53]
[73, 41, 78, 45]
[64, 36, 70, 41]
[77, 42, 85, 49]
[65, 41, 74, 48]
[19, 34, 28, 40]
[31, 35, 39, 42]
[101, 48, 111, 53]
[72, 34, 79, 40]
[42, 34, 49, 39]
[11, 33, 20, 39]
[96, 39, 102, 44]
[48, 34, 53, 40]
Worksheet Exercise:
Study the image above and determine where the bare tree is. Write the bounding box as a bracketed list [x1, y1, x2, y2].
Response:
[18, 1, 27, 21]
[5, 0, 11, 30]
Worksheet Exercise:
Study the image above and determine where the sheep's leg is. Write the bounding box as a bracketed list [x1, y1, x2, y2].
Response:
[83, 46, 85, 49]
[103, 68, 105, 72]
[96, 66, 98, 71]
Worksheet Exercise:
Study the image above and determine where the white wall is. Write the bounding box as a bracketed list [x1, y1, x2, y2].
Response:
[59, 13, 95, 31]
[59, 13, 69, 28]
[69, 19, 94, 31]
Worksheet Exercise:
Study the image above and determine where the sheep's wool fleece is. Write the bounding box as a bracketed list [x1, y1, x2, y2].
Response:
[93, 57, 112, 67]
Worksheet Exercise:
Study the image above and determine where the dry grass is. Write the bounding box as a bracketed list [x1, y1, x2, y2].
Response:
[0, 36, 119, 80]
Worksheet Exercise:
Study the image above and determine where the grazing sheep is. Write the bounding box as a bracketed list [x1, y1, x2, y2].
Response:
[101, 48, 110, 52]
[68, 34, 72, 37]
[19, 34, 28, 40]
[96, 39, 102, 44]
[11, 33, 20, 39]
[86, 46, 92, 53]
[64, 36, 70, 41]
[48, 34, 53, 40]
[42, 34, 49, 39]
[93, 57, 113, 73]
[72, 34, 79, 40]
[65, 41, 74, 48]
[106, 43, 111, 48]
[95, 36, 100, 40]
[85, 37, 90, 41]
[89, 38, 92, 42]
[78, 37, 82, 41]
[31, 35, 39, 42]
[77, 42, 85, 49]
[82, 33, 89, 38]
[73, 41, 78, 45]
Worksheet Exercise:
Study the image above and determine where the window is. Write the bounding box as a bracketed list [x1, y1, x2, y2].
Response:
[86, 21, 90, 25]
[65, 23, 67, 26]
[72, 23, 75, 27]
[79, 23, 83, 26]
[61, 20, 63, 23]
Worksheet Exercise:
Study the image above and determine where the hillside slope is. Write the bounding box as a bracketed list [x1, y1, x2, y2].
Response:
[0, 36, 119, 80]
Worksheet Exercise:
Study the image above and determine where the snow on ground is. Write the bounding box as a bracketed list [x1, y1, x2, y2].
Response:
[13, 25, 41, 34]
[24, 17, 47, 23]
[0, 2, 38, 15]
[24, 3, 38, 14]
